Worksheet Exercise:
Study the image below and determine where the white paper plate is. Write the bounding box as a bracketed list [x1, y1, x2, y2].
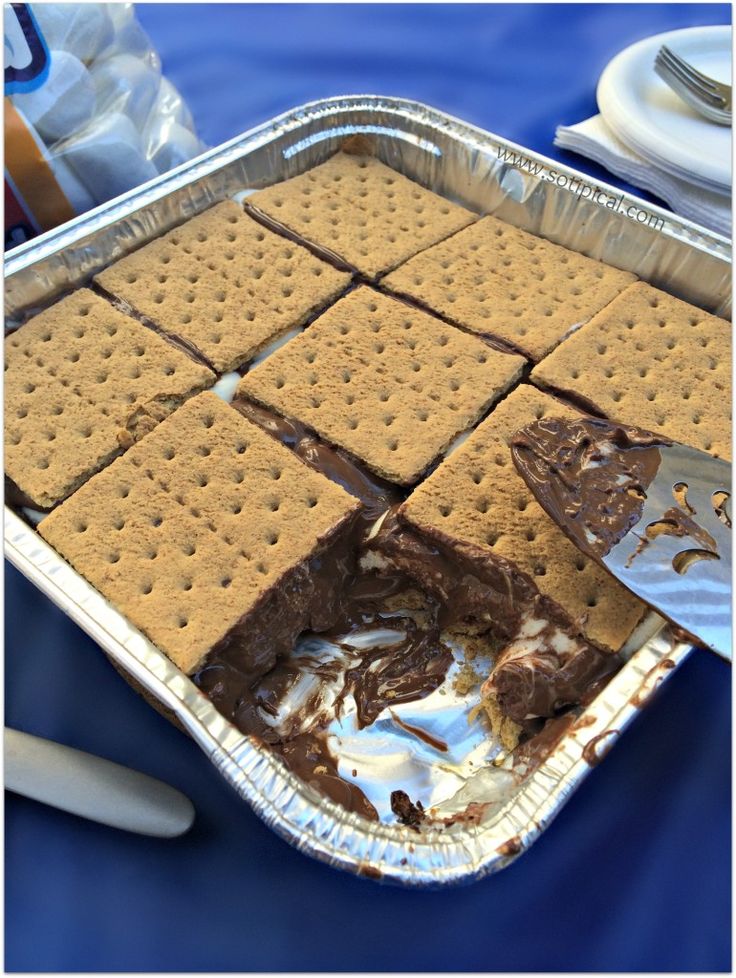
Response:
[597, 25, 731, 194]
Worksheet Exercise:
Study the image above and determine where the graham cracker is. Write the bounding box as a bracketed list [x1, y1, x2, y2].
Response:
[531, 282, 731, 459]
[246, 152, 477, 279]
[5, 289, 214, 509]
[237, 287, 526, 485]
[39, 392, 361, 674]
[401, 384, 645, 651]
[94, 200, 351, 373]
[382, 215, 636, 361]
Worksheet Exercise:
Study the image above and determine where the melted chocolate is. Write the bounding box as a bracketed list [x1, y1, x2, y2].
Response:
[514, 712, 577, 766]
[368, 509, 537, 640]
[194, 407, 636, 813]
[333, 615, 453, 728]
[627, 505, 719, 568]
[193, 509, 363, 740]
[389, 710, 449, 752]
[277, 732, 378, 820]
[581, 729, 619, 766]
[489, 620, 621, 723]
[231, 401, 613, 725]
[194, 549, 455, 815]
[497, 835, 523, 856]
[511, 416, 668, 560]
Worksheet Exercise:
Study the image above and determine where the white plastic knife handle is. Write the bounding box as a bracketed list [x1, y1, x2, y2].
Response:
[4, 728, 195, 837]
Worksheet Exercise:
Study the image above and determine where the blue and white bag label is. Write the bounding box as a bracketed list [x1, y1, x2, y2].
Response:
[4, 3, 49, 95]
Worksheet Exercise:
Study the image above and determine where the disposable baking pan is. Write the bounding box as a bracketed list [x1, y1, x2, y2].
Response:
[4, 96, 730, 886]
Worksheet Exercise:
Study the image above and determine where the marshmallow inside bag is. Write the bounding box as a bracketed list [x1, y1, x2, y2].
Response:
[150, 76, 195, 133]
[91, 53, 161, 130]
[13, 50, 96, 144]
[51, 154, 97, 215]
[150, 122, 203, 174]
[31, 3, 114, 64]
[57, 111, 158, 205]
[106, 3, 157, 62]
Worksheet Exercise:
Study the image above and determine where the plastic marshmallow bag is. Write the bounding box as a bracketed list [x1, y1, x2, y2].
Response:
[4, 3, 205, 248]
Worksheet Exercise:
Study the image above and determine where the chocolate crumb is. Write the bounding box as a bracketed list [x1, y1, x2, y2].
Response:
[391, 789, 426, 830]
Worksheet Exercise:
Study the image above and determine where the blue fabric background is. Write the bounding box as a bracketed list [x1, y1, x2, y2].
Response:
[5, 4, 731, 972]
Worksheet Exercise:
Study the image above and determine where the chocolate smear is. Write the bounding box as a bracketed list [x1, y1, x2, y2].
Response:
[334, 615, 453, 729]
[278, 732, 378, 821]
[511, 416, 668, 560]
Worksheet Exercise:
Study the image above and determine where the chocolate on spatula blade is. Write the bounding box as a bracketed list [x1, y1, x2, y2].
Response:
[510, 416, 732, 661]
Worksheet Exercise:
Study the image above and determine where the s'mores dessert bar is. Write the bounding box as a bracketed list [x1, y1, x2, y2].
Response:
[39, 392, 361, 678]
[245, 151, 477, 278]
[531, 282, 732, 458]
[237, 287, 525, 485]
[95, 200, 351, 373]
[400, 385, 645, 652]
[5, 289, 214, 510]
[382, 215, 636, 360]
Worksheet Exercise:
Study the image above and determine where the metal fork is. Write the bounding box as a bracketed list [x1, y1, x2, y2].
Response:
[654, 45, 732, 126]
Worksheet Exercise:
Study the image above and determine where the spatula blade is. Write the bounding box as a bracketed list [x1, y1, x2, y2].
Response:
[510, 417, 732, 661]
[602, 440, 731, 658]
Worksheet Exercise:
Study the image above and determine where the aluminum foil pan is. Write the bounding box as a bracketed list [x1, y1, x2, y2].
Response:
[4, 96, 729, 886]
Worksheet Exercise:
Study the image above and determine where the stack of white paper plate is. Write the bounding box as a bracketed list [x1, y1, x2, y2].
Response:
[597, 25, 731, 197]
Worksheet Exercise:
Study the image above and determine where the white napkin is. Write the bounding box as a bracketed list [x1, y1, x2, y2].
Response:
[555, 114, 731, 238]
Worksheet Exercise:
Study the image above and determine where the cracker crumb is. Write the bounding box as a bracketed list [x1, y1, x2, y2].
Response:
[453, 661, 482, 695]
[483, 695, 522, 751]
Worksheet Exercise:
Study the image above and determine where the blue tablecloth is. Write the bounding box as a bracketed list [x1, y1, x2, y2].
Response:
[6, 4, 731, 972]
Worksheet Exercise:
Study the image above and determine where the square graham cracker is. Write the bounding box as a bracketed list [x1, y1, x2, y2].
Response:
[401, 384, 645, 652]
[246, 152, 477, 279]
[531, 282, 732, 459]
[38, 392, 361, 674]
[382, 215, 636, 361]
[237, 287, 526, 486]
[5, 289, 214, 509]
[95, 200, 351, 373]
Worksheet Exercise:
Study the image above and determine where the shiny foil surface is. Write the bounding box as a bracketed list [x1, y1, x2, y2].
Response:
[4, 96, 729, 885]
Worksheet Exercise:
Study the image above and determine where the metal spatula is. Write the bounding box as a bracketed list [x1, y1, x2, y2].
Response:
[511, 417, 732, 661]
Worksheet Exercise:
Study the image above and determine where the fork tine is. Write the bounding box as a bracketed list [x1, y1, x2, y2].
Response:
[654, 61, 731, 122]
[657, 48, 718, 96]
[660, 45, 722, 92]
[655, 51, 726, 107]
